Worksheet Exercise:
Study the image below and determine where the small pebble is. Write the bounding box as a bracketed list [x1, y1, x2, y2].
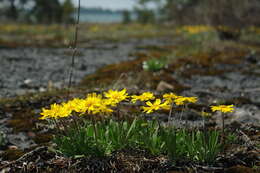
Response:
[8, 145, 18, 150]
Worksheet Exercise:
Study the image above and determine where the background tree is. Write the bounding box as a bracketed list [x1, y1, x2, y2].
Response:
[61, 0, 75, 24]
[135, 8, 155, 24]
[31, 0, 63, 23]
[136, 0, 260, 27]
[122, 10, 131, 24]
[0, 0, 30, 20]
[0, 0, 75, 23]
[134, 0, 157, 24]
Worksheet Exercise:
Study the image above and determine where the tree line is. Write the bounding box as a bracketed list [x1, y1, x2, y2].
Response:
[0, 0, 75, 23]
[135, 0, 260, 28]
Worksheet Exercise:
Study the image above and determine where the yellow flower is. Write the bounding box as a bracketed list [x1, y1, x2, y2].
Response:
[95, 104, 113, 115]
[102, 99, 114, 106]
[211, 105, 234, 113]
[181, 25, 213, 34]
[63, 94, 103, 115]
[59, 94, 114, 116]
[58, 105, 73, 118]
[185, 97, 198, 103]
[39, 103, 71, 120]
[131, 92, 155, 103]
[63, 98, 82, 113]
[160, 101, 171, 110]
[163, 93, 180, 102]
[68, 98, 87, 113]
[104, 89, 128, 106]
[83, 93, 104, 114]
[174, 96, 198, 105]
[39, 108, 52, 120]
[142, 99, 167, 114]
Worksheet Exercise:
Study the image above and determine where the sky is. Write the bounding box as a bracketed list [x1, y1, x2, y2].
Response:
[72, 0, 138, 10]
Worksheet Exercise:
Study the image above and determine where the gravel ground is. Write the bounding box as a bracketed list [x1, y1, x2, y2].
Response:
[0, 38, 173, 98]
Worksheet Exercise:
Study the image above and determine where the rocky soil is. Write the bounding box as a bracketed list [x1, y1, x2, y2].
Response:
[0, 38, 173, 98]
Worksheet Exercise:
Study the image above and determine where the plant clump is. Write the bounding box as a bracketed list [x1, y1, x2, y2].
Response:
[38, 89, 236, 165]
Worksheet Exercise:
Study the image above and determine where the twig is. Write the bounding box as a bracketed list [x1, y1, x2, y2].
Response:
[238, 130, 255, 148]
[67, 0, 81, 99]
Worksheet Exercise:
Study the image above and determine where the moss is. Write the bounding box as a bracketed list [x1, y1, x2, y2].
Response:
[80, 55, 148, 87]
[135, 45, 173, 52]
[188, 50, 246, 67]
[0, 89, 66, 106]
[79, 45, 174, 88]
[1, 149, 24, 161]
[0, 89, 73, 134]
[165, 48, 248, 79]
[7, 109, 36, 132]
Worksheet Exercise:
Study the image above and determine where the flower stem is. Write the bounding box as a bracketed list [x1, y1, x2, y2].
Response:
[179, 104, 185, 126]
[53, 118, 62, 135]
[72, 115, 80, 134]
[168, 102, 174, 126]
[221, 113, 225, 146]
[185, 104, 188, 128]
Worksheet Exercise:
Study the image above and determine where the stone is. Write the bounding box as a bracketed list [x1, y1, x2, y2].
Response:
[156, 81, 174, 91]
[8, 145, 18, 150]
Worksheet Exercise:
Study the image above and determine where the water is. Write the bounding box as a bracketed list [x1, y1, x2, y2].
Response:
[79, 13, 123, 23]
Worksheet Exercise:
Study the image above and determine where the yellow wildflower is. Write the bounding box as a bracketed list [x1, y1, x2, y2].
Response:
[102, 99, 115, 106]
[39, 103, 71, 120]
[83, 93, 104, 114]
[131, 92, 155, 103]
[185, 97, 198, 103]
[39, 108, 52, 120]
[58, 105, 73, 118]
[160, 101, 171, 110]
[163, 93, 180, 102]
[211, 105, 234, 113]
[63, 98, 81, 113]
[142, 99, 166, 114]
[174, 96, 198, 105]
[95, 103, 113, 115]
[104, 89, 128, 106]
[67, 98, 87, 113]
[60, 94, 114, 115]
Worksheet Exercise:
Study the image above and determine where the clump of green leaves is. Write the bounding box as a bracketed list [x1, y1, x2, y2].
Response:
[136, 120, 165, 155]
[163, 128, 221, 163]
[53, 123, 110, 157]
[54, 118, 222, 163]
[142, 58, 167, 72]
[54, 119, 152, 157]
[183, 130, 221, 163]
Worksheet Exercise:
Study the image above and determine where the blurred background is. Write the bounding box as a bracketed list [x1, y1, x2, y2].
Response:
[1, 0, 260, 25]
[0, 0, 260, 98]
